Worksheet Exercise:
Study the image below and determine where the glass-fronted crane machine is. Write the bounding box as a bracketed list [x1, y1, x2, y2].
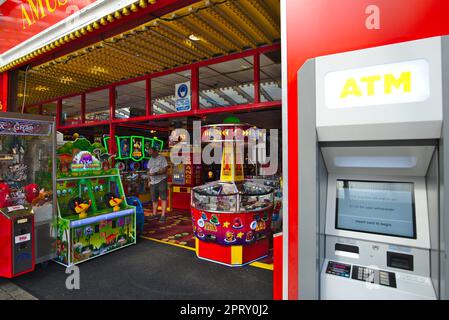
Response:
[296, 36, 449, 299]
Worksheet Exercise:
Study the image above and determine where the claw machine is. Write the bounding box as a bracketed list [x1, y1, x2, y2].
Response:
[56, 137, 136, 266]
[0, 113, 56, 278]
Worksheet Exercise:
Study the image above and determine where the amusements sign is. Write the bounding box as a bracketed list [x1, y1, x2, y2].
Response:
[0, 0, 98, 54]
[0, 119, 52, 136]
[191, 208, 273, 246]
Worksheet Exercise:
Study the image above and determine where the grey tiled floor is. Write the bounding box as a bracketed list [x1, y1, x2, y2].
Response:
[0, 279, 37, 300]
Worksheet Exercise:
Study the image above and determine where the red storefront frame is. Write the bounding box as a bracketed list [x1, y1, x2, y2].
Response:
[0, 0, 283, 299]
[25, 43, 281, 156]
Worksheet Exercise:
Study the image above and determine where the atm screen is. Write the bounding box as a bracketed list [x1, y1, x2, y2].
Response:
[336, 180, 416, 239]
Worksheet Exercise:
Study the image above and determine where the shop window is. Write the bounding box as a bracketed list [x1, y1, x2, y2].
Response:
[115, 80, 147, 119]
[42, 102, 57, 117]
[260, 51, 282, 102]
[62, 96, 81, 126]
[199, 57, 254, 109]
[86, 89, 110, 122]
[25, 105, 41, 115]
[151, 71, 191, 115]
[25, 102, 57, 117]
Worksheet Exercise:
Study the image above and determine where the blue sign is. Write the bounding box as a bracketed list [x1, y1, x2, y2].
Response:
[178, 84, 189, 98]
[175, 82, 191, 112]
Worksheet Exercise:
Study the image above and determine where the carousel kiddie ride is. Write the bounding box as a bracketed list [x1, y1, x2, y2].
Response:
[191, 124, 275, 267]
[55, 138, 136, 266]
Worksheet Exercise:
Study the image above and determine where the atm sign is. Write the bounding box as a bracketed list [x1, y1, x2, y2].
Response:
[324, 59, 430, 109]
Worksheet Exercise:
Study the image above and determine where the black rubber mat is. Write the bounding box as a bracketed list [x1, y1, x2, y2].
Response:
[12, 239, 272, 300]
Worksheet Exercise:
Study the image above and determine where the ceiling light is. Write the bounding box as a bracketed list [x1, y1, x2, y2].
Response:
[189, 34, 201, 41]
[35, 86, 50, 92]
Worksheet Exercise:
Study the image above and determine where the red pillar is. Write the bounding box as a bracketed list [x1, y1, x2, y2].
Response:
[0, 73, 8, 112]
[56, 99, 62, 128]
[109, 123, 117, 158]
[284, 0, 449, 300]
[191, 66, 200, 112]
[146, 78, 152, 116]
[254, 53, 260, 104]
[273, 233, 283, 300]
[81, 93, 86, 124]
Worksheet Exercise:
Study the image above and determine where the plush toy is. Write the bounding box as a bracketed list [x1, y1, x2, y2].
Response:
[0, 183, 11, 208]
[24, 184, 40, 204]
[31, 189, 53, 206]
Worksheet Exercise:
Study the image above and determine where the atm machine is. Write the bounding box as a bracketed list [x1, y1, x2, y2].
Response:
[296, 36, 449, 299]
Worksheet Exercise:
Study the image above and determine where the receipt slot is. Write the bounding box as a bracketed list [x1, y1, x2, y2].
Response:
[297, 37, 449, 300]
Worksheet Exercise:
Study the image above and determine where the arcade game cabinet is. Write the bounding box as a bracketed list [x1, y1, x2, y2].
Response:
[56, 138, 136, 266]
[0, 113, 56, 278]
[296, 37, 449, 299]
[191, 124, 275, 266]
[169, 129, 201, 212]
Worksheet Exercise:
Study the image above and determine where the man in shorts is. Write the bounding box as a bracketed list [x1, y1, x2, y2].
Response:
[148, 146, 168, 222]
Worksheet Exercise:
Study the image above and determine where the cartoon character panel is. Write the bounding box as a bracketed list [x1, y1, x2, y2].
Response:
[191, 181, 274, 246]
[191, 208, 272, 246]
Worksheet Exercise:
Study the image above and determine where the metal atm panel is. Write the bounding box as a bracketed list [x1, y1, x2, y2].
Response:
[297, 36, 449, 300]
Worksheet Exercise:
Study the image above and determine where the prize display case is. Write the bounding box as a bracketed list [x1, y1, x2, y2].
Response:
[191, 124, 274, 267]
[56, 138, 136, 267]
[0, 113, 56, 278]
[246, 176, 283, 233]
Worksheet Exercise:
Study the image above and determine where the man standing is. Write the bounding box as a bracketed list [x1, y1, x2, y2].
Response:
[147, 146, 168, 222]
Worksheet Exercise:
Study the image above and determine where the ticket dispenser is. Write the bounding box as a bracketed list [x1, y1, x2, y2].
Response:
[296, 36, 449, 300]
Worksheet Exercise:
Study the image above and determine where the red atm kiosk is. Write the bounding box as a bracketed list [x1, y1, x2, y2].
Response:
[0, 206, 35, 278]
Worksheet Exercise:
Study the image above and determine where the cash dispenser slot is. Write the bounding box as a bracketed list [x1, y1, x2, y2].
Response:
[387, 251, 414, 271]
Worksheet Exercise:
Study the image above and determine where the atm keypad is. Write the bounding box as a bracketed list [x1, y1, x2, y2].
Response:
[351, 265, 397, 288]
[327, 261, 397, 288]
[353, 266, 375, 283]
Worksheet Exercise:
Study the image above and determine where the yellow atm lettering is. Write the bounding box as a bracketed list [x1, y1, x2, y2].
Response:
[340, 78, 363, 98]
[340, 72, 412, 98]
[361, 75, 381, 96]
[384, 72, 411, 94]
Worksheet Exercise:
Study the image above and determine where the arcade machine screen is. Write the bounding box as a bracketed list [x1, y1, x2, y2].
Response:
[152, 138, 164, 151]
[336, 180, 416, 239]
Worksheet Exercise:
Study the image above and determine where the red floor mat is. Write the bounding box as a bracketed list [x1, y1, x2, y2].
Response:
[142, 211, 196, 248]
[141, 210, 273, 265]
